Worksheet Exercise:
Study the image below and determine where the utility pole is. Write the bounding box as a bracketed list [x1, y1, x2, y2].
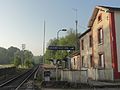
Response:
[73, 8, 78, 51]
[21, 44, 25, 67]
[42, 20, 46, 80]
[43, 20, 46, 64]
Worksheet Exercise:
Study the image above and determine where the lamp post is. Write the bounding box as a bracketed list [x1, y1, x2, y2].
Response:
[56, 29, 67, 81]
[57, 29, 67, 40]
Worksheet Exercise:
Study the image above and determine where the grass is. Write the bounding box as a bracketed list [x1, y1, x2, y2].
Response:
[0, 64, 14, 68]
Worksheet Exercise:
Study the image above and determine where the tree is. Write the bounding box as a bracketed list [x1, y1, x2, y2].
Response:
[0, 46, 34, 67]
[24, 50, 33, 68]
[14, 50, 21, 67]
[0, 47, 8, 64]
[25, 60, 31, 68]
[7, 46, 20, 64]
[33, 55, 43, 65]
[44, 28, 79, 64]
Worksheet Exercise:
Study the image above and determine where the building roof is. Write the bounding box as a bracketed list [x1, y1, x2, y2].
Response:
[43, 64, 56, 69]
[88, 6, 120, 27]
[98, 5, 120, 11]
[79, 29, 91, 39]
[71, 51, 80, 57]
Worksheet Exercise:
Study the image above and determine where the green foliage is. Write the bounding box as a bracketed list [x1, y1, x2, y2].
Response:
[44, 28, 80, 64]
[14, 50, 21, 67]
[7, 46, 20, 64]
[0, 46, 34, 69]
[13, 50, 34, 68]
[33, 55, 43, 64]
[23, 50, 33, 68]
[0, 46, 20, 64]
[0, 47, 8, 64]
[24, 50, 33, 61]
[14, 58, 21, 67]
[25, 60, 32, 68]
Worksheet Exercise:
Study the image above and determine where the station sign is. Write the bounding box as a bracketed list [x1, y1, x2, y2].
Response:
[48, 46, 75, 50]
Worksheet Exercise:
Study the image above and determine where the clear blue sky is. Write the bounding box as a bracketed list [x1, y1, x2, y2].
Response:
[0, 0, 120, 56]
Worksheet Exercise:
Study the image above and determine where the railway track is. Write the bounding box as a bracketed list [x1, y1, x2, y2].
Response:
[0, 65, 39, 90]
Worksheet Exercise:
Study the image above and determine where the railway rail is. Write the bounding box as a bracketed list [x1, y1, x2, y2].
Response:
[0, 65, 39, 90]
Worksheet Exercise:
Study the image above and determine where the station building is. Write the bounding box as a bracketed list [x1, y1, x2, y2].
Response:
[71, 51, 80, 70]
[79, 6, 120, 80]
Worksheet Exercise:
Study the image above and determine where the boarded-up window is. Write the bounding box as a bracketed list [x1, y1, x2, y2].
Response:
[82, 56, 84, 67]
[81, 39, 84, 50]
[90, 55, 94, 67]
[74, 58, 75, 65]
[98, 28, 103, 44]
[99, 53, 105, 68]
[89, 35, 92, 47]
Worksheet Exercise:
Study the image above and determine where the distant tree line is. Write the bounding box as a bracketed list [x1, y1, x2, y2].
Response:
[0, 46, 43, 68]
[44, 28, 80, 64]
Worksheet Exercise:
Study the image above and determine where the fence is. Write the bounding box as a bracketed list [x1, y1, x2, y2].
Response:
[61, 69, 88, 83]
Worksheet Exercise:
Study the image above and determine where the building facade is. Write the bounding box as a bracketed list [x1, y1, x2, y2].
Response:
[80, 6, 120, 81]
[79, 29, 93, 69]
[71, 51, 80, 70]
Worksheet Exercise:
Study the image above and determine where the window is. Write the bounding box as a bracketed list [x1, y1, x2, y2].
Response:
[81, 39, 84, 50]
[98, 13, 102, 22]
[98, 28, 103, 44]
[74, 58, 75, 65]
[99, 53, 105, 68]
[81, 56, 84, 67]
[90, 55, 93, 67]
[89, 35, 92, 47]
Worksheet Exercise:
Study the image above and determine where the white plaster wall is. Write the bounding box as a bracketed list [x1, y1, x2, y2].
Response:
[61, 70, 81, 83]
[98, 69, 113, 80]
[81, 70, 88, 83]
[88, 68, 97, 80]
[114, 11, 120, 72]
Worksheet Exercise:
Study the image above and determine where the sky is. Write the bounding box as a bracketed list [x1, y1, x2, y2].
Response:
[0, 0, 120, 56]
